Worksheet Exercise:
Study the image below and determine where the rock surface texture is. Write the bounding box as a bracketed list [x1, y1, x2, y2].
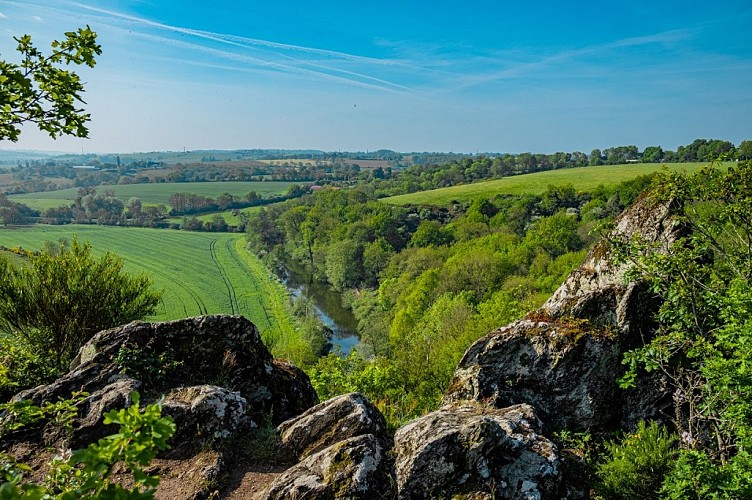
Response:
[259, 392, 394, 499]
[162, 384, 248, 445]
[15, 315, 317, 428]
[275, 392, 388, 463]
[393, 403, 559, 499]
[541, 193, 679, 338]
[265, 434, 393, 500]
[443, 318, 623, 432]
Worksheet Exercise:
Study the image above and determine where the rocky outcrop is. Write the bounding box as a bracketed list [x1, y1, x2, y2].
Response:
[265, 434, 393, 500]
[443, 194, 676, 432]
[2, 315, 319, 499]
[443, 316, 671, 432]
[443, 319, 623, 431]
[15, 315, 317, 428]
[393, 403, 559, 499]
[275, 392, 388, 463]
[541, 193, 679, 340]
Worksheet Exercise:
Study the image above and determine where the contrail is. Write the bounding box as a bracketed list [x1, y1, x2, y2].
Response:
[72, 1, 416, 92]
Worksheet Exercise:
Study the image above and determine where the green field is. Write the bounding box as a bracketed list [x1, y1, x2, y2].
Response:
[381, 162, 726, 206]
[9, 181, 301, 210]
[0, 225, 296, 341]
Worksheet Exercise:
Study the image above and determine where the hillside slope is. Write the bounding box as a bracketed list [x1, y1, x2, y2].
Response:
[381, 161, 714, 206]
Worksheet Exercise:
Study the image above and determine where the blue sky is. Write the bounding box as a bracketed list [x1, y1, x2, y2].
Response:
[0, 0, 750, 154]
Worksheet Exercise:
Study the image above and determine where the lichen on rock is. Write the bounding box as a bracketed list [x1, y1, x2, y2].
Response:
[275, 392, 388, 463]
[393, 403, 559, 499]
[264, 433, 393, 499]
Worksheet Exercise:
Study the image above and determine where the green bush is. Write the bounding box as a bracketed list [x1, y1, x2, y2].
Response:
[0, 237, 161, 375]
[661, 448, 752, 499]
[0, 338, 57, 401]
[595, 420, 677, 500]
[307, 351, 424, 432]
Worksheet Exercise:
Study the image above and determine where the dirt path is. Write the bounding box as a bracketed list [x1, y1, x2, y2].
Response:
[220, 463, 285, 499]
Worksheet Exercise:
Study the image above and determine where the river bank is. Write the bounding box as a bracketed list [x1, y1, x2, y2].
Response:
[279, 263, 359, 354]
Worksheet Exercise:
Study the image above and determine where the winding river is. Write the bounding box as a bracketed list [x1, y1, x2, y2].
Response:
[280, 264, 359, 354]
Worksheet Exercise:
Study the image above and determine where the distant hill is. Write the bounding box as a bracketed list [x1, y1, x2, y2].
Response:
[380, 162, 722, 206]
[0, 149, 62, 165]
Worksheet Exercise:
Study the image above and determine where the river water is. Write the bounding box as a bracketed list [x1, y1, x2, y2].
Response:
[280, 264, 360, 354]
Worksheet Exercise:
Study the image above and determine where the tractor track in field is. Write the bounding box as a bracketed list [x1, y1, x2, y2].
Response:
[228, 238, 274, 329]
[223, 238, 257, 315]
[210, 238, 238, 315]
[96, 231, 210, 317]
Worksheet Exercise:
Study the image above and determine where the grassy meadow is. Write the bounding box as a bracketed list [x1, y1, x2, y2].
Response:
[9, 181, 301, 210]
[381, 162, 726, 206]
[0, 225, 296, 343]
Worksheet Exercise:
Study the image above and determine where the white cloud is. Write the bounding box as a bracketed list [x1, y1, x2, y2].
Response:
[0, 12, 7, 19]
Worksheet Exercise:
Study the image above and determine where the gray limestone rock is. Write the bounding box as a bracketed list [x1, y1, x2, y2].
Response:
[393, 403, 559, 499]
[16, 315, 316, 427]
[443, 194, 677, 432]
[264, 433, 393, 500]
[4, 315, 317, 456]
[541, 193, 680, 340]
[162, 384, 248, 445]
[275, 392, 388, 463]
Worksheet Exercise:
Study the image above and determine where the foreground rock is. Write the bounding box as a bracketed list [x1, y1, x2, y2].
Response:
[14, 315, 317, 435]
[2, 315, 319, 499]
[394, 403, 559, 499]
[265, 434, 393, 500]
[444, 195, 676, 432]
[162, 385, 248, 446]
[275, 392, 388, 463]
[255, 393, 393, 499]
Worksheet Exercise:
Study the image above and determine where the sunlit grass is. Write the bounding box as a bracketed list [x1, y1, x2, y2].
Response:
[0, 225, 293, 344]
[9, 181, 300, 210]
[381, 162, 725, 206]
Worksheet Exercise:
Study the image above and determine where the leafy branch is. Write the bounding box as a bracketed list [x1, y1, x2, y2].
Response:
[0, 391, 175, 499]
[0, 26, 101, 142]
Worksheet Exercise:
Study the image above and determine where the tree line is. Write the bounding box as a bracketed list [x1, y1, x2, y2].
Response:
[29, 187, 303, 230]
[364, 138, 750, 199]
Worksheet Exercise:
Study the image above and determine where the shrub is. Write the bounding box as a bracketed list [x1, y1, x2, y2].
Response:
[0, 237, 161, 375]
[595, 420, 678, 500]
